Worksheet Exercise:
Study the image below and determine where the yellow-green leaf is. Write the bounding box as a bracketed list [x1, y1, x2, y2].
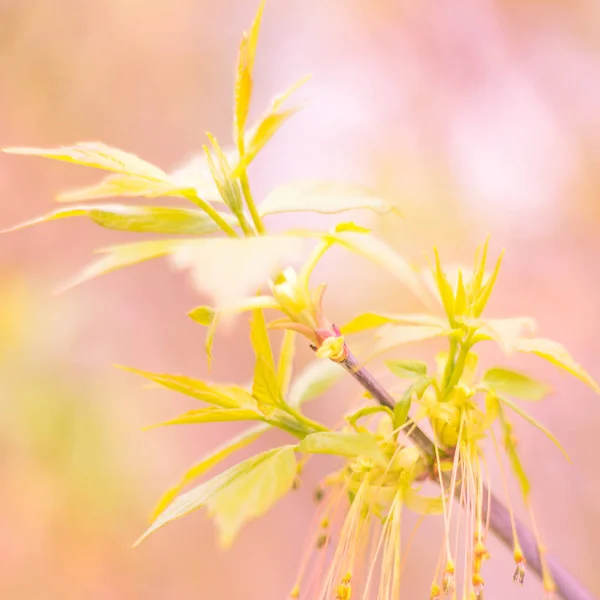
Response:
[323, 231, 426, 301]
[288, 360, 343, 407]
[136, 445, 295, 546]
[455, 270, 467, 315]
[4, 142, 167, 179]
[259, 180, 400, 217]
[432, 247, 455, 323]
[481, 367, 549, 401]
[403, 488, 444, 515]
[205, 134, 245, 216]
[472, 250, 504, 317]
[189, 297, 281, 366]
[475, 317, 537, 353]
[277, 330, 296, 397]
[61, 239, 185, 291]
[393, 396, 411, 430]
[189, 297, 280, 326]
[346, 405, 394, 430]
[298, 431, 386, 466]
[341, 312, 446, 335]
[56, 173, 191, 203]
[496, 400, 530, 498]
[147, 407, 262, 428]
[169, 152, 230, 202]
[234, 0, 265, 145]
[151, 424, 269, 520]
[385, 360, 427, 379]
[515, 338, 599, 393]
[231, 75, 311, 176]
[188, 306, 216, 327]
[118, 365, 251, 409]
[469, 236, 490, 301]
[496, 395, 569, 459]
[170, 235, 305, 307]
[374, 323, 451, 356]
[238, 107, 302, 172]
[209, 445, 296, 547]
[5, 205, 236, 235]
[250, 309, 281, 415]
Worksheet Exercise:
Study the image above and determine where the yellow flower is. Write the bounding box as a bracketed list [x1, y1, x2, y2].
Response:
[290, 432, 440, 599]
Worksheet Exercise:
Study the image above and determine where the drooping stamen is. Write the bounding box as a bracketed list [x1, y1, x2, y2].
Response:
[526, 500, 556, 597]
[490, 429, 525, 583]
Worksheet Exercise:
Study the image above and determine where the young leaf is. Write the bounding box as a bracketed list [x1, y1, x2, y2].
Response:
[147, 407, 263, 428]
[151, 424, 269, 521]
[496, 395, 569, 459]
[287, 360, 343, 407]
[374, 324, 451, 356]
[402, 376, 433, 404]
[472, 250, 505, 317]
[205, 312, 219, 367]
[495, 400, 531, 498]
[205, 134, 245, 218]
[403, 489, 444, 515]
[299, 431, 386, 466]
[188, 306, 216, 327]
[346, 405, 394, 430]
[385, 360, 427, 379]
[475, 317, 537, 353]
[393, 397, 412, 430]
[189, 297, 280, 326]
[4, 142, 168, 179]
[250, 309, 281, 415]
[469, 236, 490, 301]
[432, 247, 455, 323]
[210, 446, 297, 547]
[515, 338, 599, 393]
[189, 296, 281, 366]
[56, 173, 191, 203]
[169, 151, 234, 203]
[341, 312, 446, 335]
[61, 239, 185, 290]
[258, 180, 400, 217]
[322, 230, 426, 301]
[136, 445, 296, 546]
[277, 330, 296, 397]
[170, 235, 305, 307]
[455, 270, 468, 315]
[234, 0, 265, 146]
[341, 312, 397, 335]
[118, 366, 251, 409]
[481, 367, 549, 401]
[4, 205, 236, 235]
[237, 106, 302, 174]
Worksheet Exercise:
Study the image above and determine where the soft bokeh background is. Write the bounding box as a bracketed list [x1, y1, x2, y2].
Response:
[2, 0, 600, 598]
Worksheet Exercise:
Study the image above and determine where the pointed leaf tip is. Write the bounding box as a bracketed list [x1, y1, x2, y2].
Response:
[516, 337, 599, 393]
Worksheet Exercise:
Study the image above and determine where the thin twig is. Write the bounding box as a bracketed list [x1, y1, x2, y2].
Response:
[341, 349, 595, 600]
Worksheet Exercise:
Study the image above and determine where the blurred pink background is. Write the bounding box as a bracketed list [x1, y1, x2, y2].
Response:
[1, 0, 600, 598]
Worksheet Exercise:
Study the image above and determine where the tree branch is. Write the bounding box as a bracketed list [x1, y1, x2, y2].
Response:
[341, 349, 595, 600]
